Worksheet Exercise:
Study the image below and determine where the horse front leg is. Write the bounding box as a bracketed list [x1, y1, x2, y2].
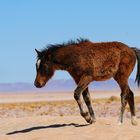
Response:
[74, 75, 93, 124]
[82, 88, 96, 123]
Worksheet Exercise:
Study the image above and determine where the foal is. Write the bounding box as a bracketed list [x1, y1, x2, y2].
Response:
[34, 39, 140, 125]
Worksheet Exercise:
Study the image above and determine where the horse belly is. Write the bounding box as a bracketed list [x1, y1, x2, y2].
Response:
[93, 56, 120, 81]
[94, 67, 117, 81]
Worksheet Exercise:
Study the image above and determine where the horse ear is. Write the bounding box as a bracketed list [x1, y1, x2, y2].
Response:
[35, 49, 41, 55]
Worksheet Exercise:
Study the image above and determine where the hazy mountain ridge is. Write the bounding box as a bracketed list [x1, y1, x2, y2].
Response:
[0, 79, 138, 92]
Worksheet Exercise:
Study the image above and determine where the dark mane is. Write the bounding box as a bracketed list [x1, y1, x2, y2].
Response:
[37, 38, 89, 59]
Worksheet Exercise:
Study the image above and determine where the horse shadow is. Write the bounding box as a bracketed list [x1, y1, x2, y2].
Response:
[6, 123, 89, 135]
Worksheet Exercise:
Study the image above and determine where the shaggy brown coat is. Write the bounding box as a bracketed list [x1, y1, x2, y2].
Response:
[34, 39, 140, 125]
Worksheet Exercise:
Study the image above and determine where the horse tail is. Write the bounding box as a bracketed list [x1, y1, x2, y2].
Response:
[131, 47, 140, 86]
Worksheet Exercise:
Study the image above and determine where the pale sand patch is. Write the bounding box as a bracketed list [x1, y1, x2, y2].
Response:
[0, 116, 140, 140]
[0, 90, 139, 103]
[0, 91, 139, 140]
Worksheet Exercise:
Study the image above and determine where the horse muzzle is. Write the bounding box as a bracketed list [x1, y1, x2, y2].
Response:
[34, 81, 46, 88]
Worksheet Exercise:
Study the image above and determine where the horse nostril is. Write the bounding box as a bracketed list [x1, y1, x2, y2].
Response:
[34, 81, 41, 88]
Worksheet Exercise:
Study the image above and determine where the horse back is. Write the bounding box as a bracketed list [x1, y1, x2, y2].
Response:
[68, 41, 135, 81]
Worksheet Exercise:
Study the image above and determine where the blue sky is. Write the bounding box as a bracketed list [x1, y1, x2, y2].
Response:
[0, 0, 140, 83]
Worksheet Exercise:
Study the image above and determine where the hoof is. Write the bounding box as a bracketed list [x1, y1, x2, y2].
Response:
[81, 112, 96, 124]
[118, 122, 123, 125]
[86, 117, 96, 124]
[131, 116, 138, 126]
[118, 117, 123, 125]
[85, 114, 92, 124]
[81, 112, 92, 124]
[87, 118, 93, 124]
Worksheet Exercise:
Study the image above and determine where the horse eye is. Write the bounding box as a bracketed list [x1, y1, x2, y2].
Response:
[45, 63, 48, 68]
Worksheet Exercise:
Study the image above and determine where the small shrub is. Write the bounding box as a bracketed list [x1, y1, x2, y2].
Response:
[107, 96, 119, 103]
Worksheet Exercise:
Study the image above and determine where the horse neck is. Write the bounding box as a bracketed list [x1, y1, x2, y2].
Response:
[53, 60, 68, 71]
[51, 50, 69, 71]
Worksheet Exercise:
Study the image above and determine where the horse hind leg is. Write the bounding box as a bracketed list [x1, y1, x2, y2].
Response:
[128, 89, 137, 125]
[113, 73, 126, 124]
[119, 88, 129, 125]
[114, 75, 137, 125]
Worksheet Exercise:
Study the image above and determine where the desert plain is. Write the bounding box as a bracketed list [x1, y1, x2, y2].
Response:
[0, 90, 140, 140]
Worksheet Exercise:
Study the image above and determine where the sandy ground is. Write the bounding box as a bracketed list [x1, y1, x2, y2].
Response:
[0, 116, 140, 140]
[0, 91, 140, 140]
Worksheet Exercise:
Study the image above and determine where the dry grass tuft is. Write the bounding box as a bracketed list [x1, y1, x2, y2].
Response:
[107, 96, 120, 103]
[0, 96, 140, 118]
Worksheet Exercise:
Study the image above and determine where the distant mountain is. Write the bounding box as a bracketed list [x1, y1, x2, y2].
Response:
[0, 79, 138, 93]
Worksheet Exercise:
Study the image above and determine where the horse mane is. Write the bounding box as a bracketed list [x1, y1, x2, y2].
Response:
[37, 38, 89, 59]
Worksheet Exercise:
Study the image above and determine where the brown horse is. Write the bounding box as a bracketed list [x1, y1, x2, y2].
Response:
[34, 39, 140, 125]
